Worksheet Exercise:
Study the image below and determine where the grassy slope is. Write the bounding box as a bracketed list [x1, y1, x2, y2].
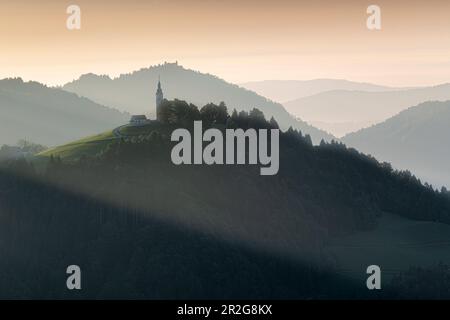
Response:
[38, 130, 116, 160]
[36, 121, 204, 161]
[37, 122, 167, 160]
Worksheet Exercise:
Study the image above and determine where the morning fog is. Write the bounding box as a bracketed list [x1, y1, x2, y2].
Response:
[171, 121, 279, 175]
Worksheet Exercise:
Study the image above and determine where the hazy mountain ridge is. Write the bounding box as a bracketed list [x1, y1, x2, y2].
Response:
[240, 79, 402, 103]
[283, 83, 450, 137]
[62, 63, 334, 144]
[0, 78, 129, 146]
[343, 100, 450, 188]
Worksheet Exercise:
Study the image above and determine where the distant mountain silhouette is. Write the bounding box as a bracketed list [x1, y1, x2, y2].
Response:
[283, 84, 450, 137]
[62, 63, 334, 144]
[0, 78, 129, 146]
[343, 101, 450, 188]
[241, 79, 398, 103]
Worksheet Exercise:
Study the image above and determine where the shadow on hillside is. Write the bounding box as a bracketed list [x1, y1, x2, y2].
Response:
[0, 167, 381, 300]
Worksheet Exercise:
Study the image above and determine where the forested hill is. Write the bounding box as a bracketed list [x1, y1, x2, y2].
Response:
[62, 62, 334, 144]
[1, 101, 450, 298]
[343, 100, 450, 189]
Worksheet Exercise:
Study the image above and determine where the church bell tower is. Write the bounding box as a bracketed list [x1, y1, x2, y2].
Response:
[156, 77, 164, 120]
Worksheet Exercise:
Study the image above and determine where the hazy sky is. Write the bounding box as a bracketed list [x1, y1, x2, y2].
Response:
[1, 0, 450, 86]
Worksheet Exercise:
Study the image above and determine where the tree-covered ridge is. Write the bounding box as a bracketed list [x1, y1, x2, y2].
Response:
[1, 99, 450, 299]
[157, 98, 282, 130]
[53, 99, 450, 231]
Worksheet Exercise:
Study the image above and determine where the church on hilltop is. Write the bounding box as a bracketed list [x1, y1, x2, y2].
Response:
[129, 78, 164, 126]
[156, 77, 164, 120]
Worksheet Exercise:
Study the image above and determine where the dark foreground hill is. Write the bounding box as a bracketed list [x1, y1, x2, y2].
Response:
[0, 78, 129, 146]
[1, 101, 450, 298]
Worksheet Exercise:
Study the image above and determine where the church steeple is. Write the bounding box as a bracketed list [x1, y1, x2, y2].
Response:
[156, 76, 164, 120]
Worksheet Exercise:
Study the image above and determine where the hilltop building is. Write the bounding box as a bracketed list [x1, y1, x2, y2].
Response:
[129, 79, 164, 126]
[129, 115, 149, 126]
[156, 77, 164, 120]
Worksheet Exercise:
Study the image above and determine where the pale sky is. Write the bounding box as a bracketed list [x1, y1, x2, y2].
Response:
[1, 0, 450, 86]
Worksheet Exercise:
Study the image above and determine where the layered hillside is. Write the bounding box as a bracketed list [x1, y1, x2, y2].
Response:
[283, 84, 450, 136]
[62, 63, 334, 144]
[0, 78, 129, 146]
[343, 101, 450, 188]
[241, 79, 397, 103]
